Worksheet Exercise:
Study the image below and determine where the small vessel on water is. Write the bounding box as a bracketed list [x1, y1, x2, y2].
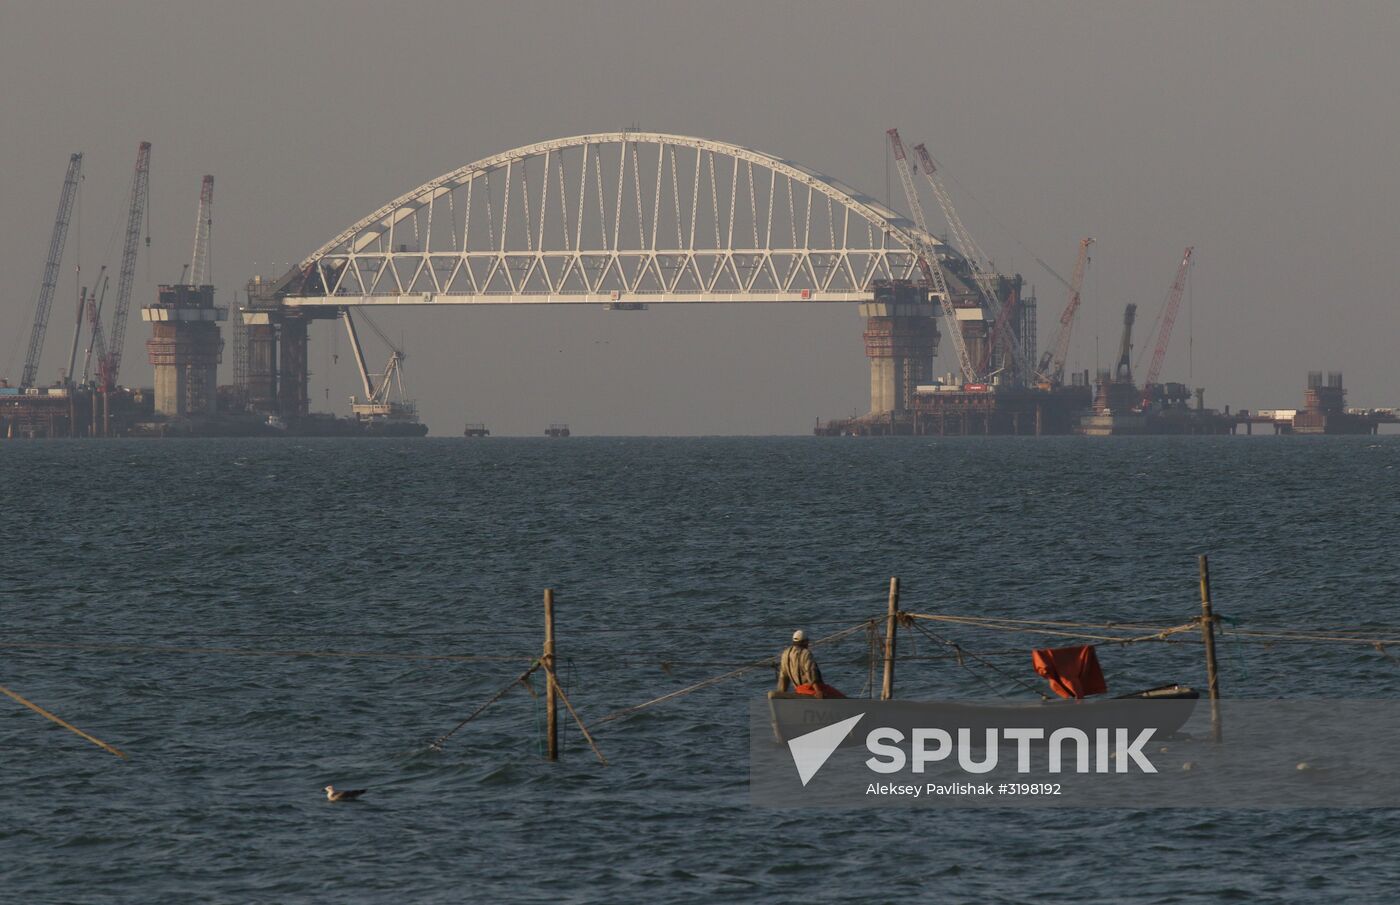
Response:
[464, 422, 490, 437]
[769, 639, 1199, 744]
[545, 423, 571, 438]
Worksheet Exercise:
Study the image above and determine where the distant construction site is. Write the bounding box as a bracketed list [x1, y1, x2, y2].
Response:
[3, 131, 1394, 439]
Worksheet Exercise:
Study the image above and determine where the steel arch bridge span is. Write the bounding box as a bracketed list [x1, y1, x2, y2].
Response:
[277, 133, 952, 308]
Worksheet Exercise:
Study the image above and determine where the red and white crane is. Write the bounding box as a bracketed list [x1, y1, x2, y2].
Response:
[886, 128, 976, 383]
[1139, 246, 1195, 406]
[96, 141, 151, 391]
[1036, 237, 1094, 385]
[20, 153, 83, 388]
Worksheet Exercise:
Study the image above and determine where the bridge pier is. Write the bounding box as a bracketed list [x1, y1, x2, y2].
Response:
[861, 282, 938, 415]
[277, 314, 310, 419]
[245, 323, 277, 412]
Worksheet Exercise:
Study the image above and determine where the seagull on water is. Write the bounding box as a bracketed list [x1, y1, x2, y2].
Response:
[324, 784, 366, 802]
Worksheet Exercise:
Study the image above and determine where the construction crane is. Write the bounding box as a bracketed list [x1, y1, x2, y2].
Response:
[1115, 303, 1137, 382]
[82, 268, 110, 384]
[1139, 246, 1195, 407]
[1036, 237, 1094, 385]
[186, 175, 213, 286]
[98, 141, 151, 391]
[886, 128, 975, 383]
[66, 285, 90, 385]
[341, 307, 406, 401]
[911, 142, 1032, 382]
[20, 153, 83, 388]
[978, 287, 1020, 378]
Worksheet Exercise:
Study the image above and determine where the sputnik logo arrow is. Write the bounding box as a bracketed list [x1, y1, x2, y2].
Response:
[787, 713, 864, 786]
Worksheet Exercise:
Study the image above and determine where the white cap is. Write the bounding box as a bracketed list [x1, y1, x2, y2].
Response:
[792, 629, 806, 643]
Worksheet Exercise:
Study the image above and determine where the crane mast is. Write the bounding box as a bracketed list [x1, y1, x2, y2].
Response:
[911, 142, 1032, 382]
[20, 153, 83, 388]
[83, 268, 109, 384]
[885, 128, 975, 383]
[1116, 303, 1137, 382]
[978, 286, 1021, 376]
[189, 175, 214, 286]
[1139, 246, 1195, 406]
[100, 141, 151, 390]
[1037, 237, 1094, 384]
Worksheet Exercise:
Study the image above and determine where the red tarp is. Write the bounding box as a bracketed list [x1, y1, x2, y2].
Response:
[1032, 645, 1108, 699]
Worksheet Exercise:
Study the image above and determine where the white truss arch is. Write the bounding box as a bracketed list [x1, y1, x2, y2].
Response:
[277, 133, 957, 307]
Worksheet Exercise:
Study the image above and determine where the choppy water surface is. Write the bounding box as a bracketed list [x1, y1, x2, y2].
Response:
[3, 436, 1399, 903]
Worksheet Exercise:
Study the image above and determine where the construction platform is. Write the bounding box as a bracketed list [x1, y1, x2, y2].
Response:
[0, 386, 153, 439]
[1232, 372, 1393, 435]
[816, 384, 1091, 437]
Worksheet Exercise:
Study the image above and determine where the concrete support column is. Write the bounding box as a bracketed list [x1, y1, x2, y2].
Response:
[246, 324, 278, 412]
[142, 285, 226, 418]
[278, 315, 309, 419]
[861, 306, 938, 415]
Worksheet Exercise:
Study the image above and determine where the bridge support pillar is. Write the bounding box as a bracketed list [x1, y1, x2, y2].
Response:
[861, 283, 938, 415]
[142, 285, 227, 418]
[278, 314, 309, 419]
[244, 278, 283, 414]
[245, 323, 277, 412]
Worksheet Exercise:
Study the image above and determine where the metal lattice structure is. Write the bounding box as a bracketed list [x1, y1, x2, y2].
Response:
[276, 133, 951, 307]
[21, 153, 83, 388]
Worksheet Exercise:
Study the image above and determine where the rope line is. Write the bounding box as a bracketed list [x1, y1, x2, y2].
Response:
[593, 621, 872, 725]
[1222, 629, 1400, 646]
[905, 619, 1048, 700]
[430, 662, 540, 751]
[903, 613, 1200, 645]
[0, 617, 871, 641]
[0, 641, 533, 663]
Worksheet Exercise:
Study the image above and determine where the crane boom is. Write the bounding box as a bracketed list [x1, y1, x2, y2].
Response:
[1116, 303, 1137, 381]
[1140, 246, 1195, 405]
[20, 153, 83, 388]
[101, 141, 151, 390]
[978, 287, 1020, 376]
[886, 129, 975, 383]
[189, 175, 214, 285]
[1037, 237, 1094, 384]
[911, 143, 1032, 382]
[66, 286, 88, 384]
[84, 271, 110, 384]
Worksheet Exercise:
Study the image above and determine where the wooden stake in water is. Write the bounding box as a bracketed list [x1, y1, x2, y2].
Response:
[544, 588, 558, 760]
[1198, 555, 1223, 742]
[882, 577, 899, 701]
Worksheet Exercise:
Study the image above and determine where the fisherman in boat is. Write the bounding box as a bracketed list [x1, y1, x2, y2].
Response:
[777, 630, 845, 699]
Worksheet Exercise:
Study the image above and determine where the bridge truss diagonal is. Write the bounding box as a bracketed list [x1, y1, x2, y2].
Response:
[277, 133, 954, 307]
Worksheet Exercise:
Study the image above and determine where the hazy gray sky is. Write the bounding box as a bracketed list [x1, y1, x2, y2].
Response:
[3, 0, 1397, 434]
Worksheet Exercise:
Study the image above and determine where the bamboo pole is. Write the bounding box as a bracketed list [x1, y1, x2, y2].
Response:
[0, 682, 127, 759]
[882, 577, 899, 701]
[544, 588, 558, 760]
[1198, 555, 1223, 742]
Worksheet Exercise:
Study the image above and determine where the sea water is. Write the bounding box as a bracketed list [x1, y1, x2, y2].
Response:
[2, 436, 1398, 902]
